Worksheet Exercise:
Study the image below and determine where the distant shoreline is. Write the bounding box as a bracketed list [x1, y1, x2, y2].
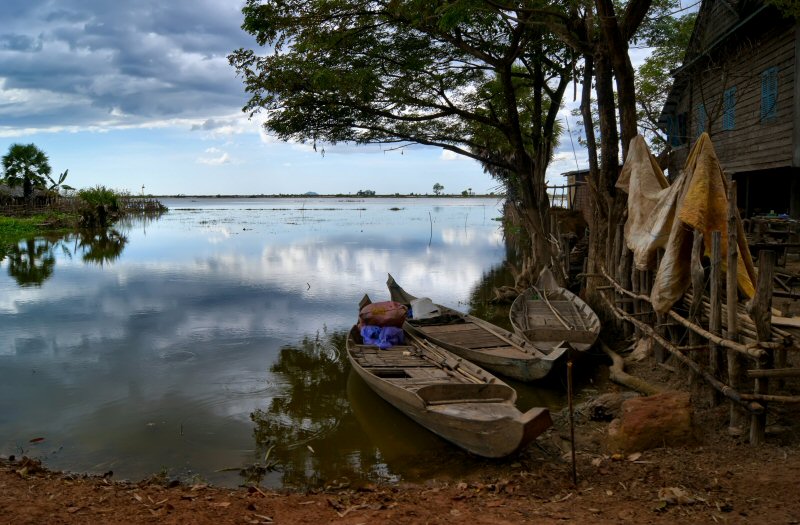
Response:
[148, 194, 501, 199]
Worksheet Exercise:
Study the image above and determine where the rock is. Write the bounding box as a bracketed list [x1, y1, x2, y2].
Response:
[606, 391, 694, 452]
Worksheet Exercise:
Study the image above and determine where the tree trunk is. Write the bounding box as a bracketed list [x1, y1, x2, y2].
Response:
[23, 177, 33, 208]
[586, 45, 627, 307]
[509, 154, 560, 289]
[596, 0, 644, 159]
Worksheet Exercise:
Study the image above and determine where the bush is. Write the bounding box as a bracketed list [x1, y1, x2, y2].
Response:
[77, 186, 127, 227]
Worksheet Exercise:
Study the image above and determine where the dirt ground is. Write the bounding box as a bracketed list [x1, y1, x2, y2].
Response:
[3, 355, 800, 525]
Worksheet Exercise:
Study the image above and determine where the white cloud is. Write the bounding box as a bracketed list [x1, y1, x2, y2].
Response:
[440, 149, 459, 161]
[197, 151, 231, 165]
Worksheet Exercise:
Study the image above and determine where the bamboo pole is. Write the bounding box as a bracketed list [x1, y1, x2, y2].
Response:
[684, 291, 797, 342]
[709, 231, 722, 405]
[654, 250, 667, 363]
[688, 230, 705, 387]
[747, 368, 800, 378]
[632, 266, 641, 338]
[600, 268, 765, 359]
[598, 290, 763, 414]
[740, 393, 800, 403]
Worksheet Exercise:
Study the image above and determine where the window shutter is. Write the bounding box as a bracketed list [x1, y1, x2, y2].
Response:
[666, 115, 678, 147]
[696, 103, 707, 136]
[761, 67, 778, 121]
[723, 87, 736, 130]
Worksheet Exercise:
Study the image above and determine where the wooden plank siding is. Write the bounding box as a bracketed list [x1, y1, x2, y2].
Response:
[667, 14, 797, 177]
[794, 22, 800, 168]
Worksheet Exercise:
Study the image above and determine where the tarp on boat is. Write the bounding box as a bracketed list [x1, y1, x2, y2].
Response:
[616, 133, 756, 314]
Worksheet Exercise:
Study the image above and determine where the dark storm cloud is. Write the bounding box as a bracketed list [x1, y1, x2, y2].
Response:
[0, 34, 43, 52]
[0, 0, 257, 129]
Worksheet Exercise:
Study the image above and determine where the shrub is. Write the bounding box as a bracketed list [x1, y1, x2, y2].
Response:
[77, 186, 126, 227]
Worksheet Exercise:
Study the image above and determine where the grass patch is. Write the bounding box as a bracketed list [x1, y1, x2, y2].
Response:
[0, 214, 75, 247]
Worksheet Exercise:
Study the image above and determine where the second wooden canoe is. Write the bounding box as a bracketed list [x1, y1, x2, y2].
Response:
[387, 274, 567, 381]
[509, 267, 601, 352]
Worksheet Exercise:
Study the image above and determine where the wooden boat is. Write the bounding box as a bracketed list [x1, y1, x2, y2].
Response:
[387, 274, 567, 381]
[509, 267, 601, 352]
[347, 296, 551, 458]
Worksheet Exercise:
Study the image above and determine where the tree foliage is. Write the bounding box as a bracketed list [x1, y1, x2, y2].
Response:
[1, 143, 52, 203]
[634, 6, 696, 152]
[766, 0, 800, 18]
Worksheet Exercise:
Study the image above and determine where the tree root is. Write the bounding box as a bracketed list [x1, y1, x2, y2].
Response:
[602, 341, 664, 396]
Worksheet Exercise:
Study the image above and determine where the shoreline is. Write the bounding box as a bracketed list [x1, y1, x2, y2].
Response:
[156, 194, 500, 199]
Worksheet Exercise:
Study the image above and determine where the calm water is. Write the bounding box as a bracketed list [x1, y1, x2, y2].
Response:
[0, 197, 568, 488]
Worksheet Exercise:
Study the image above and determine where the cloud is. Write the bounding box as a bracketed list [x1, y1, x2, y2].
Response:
[197, 150, 231, 165]
[0, 0, 254, 132]
[440, 149, 459, 161]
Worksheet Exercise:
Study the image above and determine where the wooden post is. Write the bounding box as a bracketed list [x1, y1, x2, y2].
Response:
[654, 249, 667, 363]
[689, 230, 705, 386]
[620, 250, 633, 338]
[750, 250, 775, 445]
[727, 180, 743, 432]
[709, 231, 722, 406]
[631, 266, 641, 337]
[614, 224, 624, 283]
[606, 201, 615, 270]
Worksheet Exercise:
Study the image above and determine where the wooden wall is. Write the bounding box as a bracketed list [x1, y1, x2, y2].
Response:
[667, 13, 796, 178]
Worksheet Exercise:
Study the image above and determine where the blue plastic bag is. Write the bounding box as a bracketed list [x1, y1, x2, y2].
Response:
[360, 325, 405, 349]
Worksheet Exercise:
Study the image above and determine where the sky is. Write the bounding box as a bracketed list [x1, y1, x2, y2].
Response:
[0, 1, 593, 196]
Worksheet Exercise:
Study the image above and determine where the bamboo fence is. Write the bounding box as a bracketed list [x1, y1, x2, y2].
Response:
[599, 181, 799, 444]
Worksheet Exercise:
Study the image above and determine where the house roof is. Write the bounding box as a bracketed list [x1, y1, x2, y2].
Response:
[0, 183, 23, 197]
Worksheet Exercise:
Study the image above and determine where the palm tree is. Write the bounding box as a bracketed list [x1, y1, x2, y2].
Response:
[1, 143, 51, 205]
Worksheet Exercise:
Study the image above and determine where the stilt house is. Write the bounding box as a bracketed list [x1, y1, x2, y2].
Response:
[659, 0, 799, 217]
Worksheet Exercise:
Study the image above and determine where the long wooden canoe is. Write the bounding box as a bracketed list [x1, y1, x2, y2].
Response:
[509, 267, 601, 352]
[387, 274, 566, 381]
[347, 298, 551, 458]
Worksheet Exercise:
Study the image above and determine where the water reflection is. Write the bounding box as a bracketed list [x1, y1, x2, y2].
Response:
[1, 228, 128, 286]
[77, 229, 128, 266]
[5, 238, 57, 286]
[250, 330, 351, 488]
[1, 198, 571, 489]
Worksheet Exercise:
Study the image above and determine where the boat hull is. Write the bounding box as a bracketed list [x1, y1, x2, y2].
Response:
[346, 325, 551, 458]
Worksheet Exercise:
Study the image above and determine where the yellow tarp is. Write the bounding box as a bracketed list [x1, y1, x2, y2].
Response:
[617, 133, 756, 314]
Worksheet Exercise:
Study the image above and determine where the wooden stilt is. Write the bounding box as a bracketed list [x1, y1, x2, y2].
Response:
[750, 250, 775, 445]
[727, 181, 743, 432]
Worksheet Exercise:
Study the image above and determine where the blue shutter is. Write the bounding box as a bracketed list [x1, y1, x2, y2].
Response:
[666, 115, 677, 147]
[761, 67, 778, 121]
[696, 103, 707, 136]
[723, 87, 736, 130]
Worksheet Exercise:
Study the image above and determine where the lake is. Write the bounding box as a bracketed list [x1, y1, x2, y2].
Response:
[0, 197, 569, 488]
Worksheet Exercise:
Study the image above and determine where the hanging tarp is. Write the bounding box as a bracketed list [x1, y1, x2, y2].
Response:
[617, 133, 757, 314]
[615, 135, 675, 269]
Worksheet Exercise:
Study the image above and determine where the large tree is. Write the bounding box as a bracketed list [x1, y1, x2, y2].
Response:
[543, 0, 683, 302]
[1, 143, 51, 205]
[230, 0, 575, 282]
